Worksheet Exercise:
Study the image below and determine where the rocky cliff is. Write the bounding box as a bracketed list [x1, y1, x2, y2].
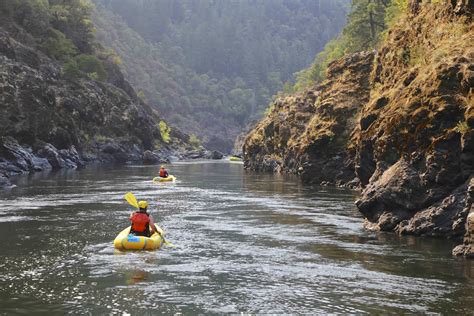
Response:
[243, 0, 473, 257]
[244, 51, 373, 187]
[0, 15, 190, 188]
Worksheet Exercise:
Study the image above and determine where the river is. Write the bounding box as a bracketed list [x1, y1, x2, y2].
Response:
[0, 161, 472, 314]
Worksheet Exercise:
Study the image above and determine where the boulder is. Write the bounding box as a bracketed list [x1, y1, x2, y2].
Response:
[0, 173, 12, 189]
[185, 150, 205, 159]
[31, 157, 52, 171]
[452, 178, 474, 258]
[143, 150, 167, 164]
[356, 159, 429, 228]
[0, 136, 34, 172]
[37, 144, 77, 169]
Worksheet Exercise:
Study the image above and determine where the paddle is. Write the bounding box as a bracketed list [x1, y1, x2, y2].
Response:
[124, 192, 176, 248]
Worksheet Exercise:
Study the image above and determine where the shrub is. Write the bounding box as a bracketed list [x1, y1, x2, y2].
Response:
[74, 54, 107, 81]
[62, 59, 81, 80]
[159, 120, 171, 143]
[189, 134, 201, 147]
[455, 121, 471, 134]
[41, 28, 77, 60]
[137, 90, 147, 103]
[264, 103, 275, 116]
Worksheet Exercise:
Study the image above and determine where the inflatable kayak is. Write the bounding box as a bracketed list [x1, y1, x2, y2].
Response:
[114, 224, 165, 250]
[153, 175, 176, 183]
[229, 156, 242, 161]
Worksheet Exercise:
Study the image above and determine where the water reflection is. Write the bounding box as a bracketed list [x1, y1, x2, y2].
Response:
[122, 269, 149, 285]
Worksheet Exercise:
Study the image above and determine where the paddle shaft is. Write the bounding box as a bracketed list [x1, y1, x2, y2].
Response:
[124, 192, 175, 247]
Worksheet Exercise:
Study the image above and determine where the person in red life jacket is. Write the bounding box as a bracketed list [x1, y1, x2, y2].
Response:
[159, 166, 169, 178]
[129, 200, 158, 237]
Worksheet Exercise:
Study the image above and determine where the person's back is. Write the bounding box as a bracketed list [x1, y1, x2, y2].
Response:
[129, 201, 157, 237]
[159, 166, 169, 178]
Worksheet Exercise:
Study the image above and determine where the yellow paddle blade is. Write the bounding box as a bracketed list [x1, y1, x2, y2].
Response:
[163, 239, 176, 248]
[124, 192, 138, 208]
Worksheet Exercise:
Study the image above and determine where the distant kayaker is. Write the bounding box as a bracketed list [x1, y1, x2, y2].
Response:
[129, 200, 158, 237]
[159, 166, 169, 178]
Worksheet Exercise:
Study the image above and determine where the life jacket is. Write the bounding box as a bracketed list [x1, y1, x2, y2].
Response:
[130, 212, 150, 232]
[159, 169, 168, 177]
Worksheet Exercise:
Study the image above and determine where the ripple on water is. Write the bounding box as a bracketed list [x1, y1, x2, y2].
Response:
[1, 162, 473, 314]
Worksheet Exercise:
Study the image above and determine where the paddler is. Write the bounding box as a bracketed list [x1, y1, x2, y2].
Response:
[159, 165, 169, 178]
[129, 200, 158, 237]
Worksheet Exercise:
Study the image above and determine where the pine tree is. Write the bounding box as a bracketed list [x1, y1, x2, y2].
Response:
[343, 0, 390, 52]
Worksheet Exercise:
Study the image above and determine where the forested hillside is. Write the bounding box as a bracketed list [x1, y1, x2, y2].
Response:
[92, 0, 349, 152]
[0, 0, 191, 188]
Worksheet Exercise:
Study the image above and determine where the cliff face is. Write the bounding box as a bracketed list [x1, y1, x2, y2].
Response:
[243, 0, 473, 257]
[244, 51, 374, 187]
[0, 28, 160, 149]
[0, 20, 189, 188]
[355, 0, 473, 248]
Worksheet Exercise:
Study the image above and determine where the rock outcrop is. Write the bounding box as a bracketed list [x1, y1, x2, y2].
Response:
[355, 0, 473, 254]
[243, 0, 473, 257]
[244, 51, 374, 187]
[0, 17, 196, 188]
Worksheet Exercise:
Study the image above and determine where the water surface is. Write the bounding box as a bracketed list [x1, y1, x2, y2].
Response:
[0, 161, 472, 314]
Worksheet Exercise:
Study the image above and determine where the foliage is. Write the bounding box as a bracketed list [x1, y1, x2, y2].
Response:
[1, 0, 110, 82]
[41, 28, 77, 60]
[189, 134, 202, 148]
[296, 0, 411, 87]
[11, 0, 51, 36]
[384, 0, 408, 28]
[92, 0, 349, 142]
[137, 91, 147, 103]
[455, 121, 471, 135]
[49, 0, 95, 53]
[159, 121, 171, 143]
[264, 104, 275, 116]
[74, 54, 107, 81]
[63, 59, 81, 80]
[99, 48, 122, 65]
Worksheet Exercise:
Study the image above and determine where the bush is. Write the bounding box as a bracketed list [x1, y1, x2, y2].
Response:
[62, 59, 81, 80]
[455, 121, 471, 134]
[14, 0, 50, 36]
[74, 54, 107, 81]
[189, 134, 202, 148]
[41, 28, 77, 61]
[159, 120, 171, 143]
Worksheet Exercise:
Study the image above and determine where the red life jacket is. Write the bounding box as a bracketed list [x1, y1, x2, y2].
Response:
[159, 169, 168, 177]
[130, 212, 150, 232]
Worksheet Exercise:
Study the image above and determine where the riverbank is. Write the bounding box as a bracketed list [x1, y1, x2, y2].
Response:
[0, 136, 224, 189]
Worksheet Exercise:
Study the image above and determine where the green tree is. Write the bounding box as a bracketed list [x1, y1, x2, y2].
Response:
[343, 0, 390, 52]
[49, 0, 95, 53]
[297, 0, 402, 86]
[63, 59, 81, 80]
[74, 54, 107, 81]
[41, 28, 77, 60]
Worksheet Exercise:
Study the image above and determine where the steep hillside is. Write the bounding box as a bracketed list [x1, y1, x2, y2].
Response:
[243, 0, 473, 257]
[91, 5, 241, 152]
[244, 51, 373, 187]
[0, 0, 190, 188]
[91, 0, 350, 152]
[355, 0, 473, 254]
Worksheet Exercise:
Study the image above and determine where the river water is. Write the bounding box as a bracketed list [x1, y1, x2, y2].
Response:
[0, 161, 472, 314]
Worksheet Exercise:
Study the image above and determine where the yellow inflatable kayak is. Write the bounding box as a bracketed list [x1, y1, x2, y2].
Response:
[229, 156, 242, 161]
[114, 224, 165, 250]
[153, 175, 176, 183]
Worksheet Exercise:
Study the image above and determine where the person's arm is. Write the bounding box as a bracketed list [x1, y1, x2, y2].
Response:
[149, 215, 157, 234]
